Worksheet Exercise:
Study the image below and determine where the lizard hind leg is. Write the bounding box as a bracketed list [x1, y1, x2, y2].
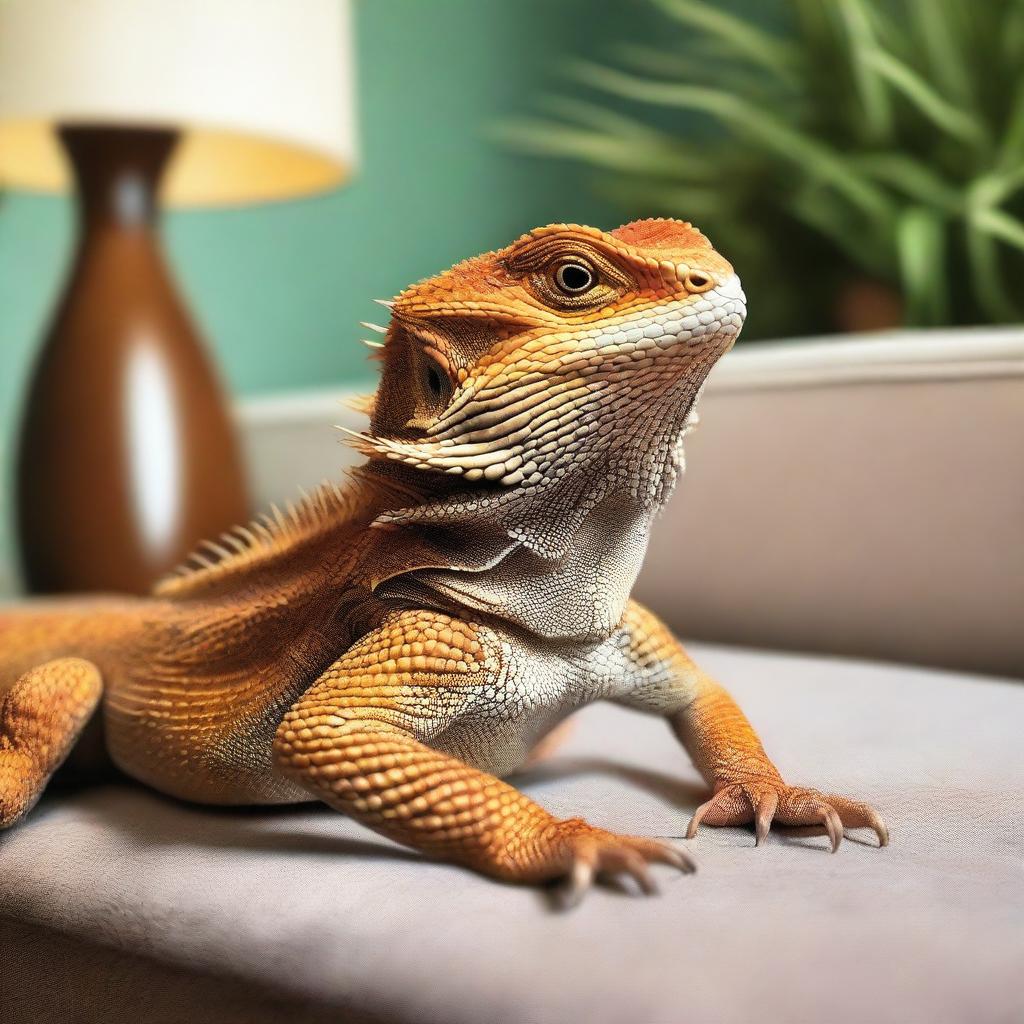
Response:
[0, 658, 103, 829]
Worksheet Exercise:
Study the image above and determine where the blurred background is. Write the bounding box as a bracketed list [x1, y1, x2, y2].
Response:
[0, 0, 634, 594]
[0, 0, 1021, 676]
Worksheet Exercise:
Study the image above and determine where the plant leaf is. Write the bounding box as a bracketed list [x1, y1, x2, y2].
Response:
[996, 78, 1024, 170]
[970, 165, 1024, 208]
[895, 206, 948, 325]
[602, 178, 731, 219]
[965, 221, 1020, 321]
[836, 0, 894, 139]
[494, 119, 716, 179]
[572, 63, 894, 222]
[907, 0, 973, 104]
[535, 95, 679, 144]
[970, 204, 1024, 254]
[861, 48, 985, 146]
[616, 43, 791, 101]
[786, 187, 881, 274]
[963, 174, 1023, 317]
[649, 0, 799, 83]
[852, 154, 962, 212]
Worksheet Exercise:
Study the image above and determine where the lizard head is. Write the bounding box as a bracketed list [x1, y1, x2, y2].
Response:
[353, 219, 744, 532]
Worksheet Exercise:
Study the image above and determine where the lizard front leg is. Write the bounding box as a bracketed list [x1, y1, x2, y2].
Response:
[605, 601, 888, 851]
[272, 608, 693, 900]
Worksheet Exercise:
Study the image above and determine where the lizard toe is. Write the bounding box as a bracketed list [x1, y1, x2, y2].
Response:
[687, 780, 888, 852]
[557, 827, 696, 907]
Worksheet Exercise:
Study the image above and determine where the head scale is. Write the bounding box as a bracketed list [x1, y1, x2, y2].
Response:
[349, 219, 745, 551]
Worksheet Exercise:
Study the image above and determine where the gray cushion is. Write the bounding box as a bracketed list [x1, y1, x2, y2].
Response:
[2, 643, 1022, 1024]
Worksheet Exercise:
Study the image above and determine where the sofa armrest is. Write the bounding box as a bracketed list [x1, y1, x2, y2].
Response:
[634, 327, 1024, 677]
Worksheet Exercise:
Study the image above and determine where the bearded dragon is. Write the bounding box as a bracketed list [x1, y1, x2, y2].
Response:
[0, 219, 887, 900]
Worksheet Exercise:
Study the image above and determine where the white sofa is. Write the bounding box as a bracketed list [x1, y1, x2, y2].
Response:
[2, 330, 1022, 1024]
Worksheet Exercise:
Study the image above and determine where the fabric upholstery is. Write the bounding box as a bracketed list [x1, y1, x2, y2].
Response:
[638, 370, 1024, 680]
[2, 643, 1021, 1024]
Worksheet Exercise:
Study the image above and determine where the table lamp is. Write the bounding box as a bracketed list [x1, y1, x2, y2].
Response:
[0, 0, 357, 594]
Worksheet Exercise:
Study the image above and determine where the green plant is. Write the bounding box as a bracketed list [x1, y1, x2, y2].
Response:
[503, 0, 1024, 338]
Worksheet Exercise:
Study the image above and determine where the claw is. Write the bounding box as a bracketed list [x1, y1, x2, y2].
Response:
[657, 842, 697, 874]
[590, 846, 660, 896]
[686, 797, 714, 839]
[621, 852, 658, 896]
[820, 805, 844, 853]
[565, 858, 595, 908]
[688, 780, 887, 854]
[824, 793, 891, 848]
[754, 790, 778, 847]
[867, 808, 890, 847]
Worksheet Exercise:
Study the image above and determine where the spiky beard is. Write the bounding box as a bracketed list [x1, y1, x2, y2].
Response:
[347, 290, 740, 561]
[369, 374, 705, 562]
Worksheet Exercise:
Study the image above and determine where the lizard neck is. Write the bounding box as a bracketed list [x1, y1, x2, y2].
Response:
[374, 489, 656, 642]
[366, 387, 703, 641]
[366, 379, 701, 562]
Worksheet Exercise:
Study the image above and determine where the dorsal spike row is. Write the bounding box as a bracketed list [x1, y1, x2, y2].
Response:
[155, 477, 376, 598]
[267, 504, 287, 530]
[198, 538, 233, 562]
[233, 525, 258, 546]
[253, 518, 276, 542]
[222, 532, 248, 555]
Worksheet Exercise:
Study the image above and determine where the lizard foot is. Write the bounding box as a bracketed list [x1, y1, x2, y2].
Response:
[549, 820, 696, 906]
[686, 780, 888, 852]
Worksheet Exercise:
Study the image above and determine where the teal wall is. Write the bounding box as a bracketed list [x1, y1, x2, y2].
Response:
[0, 1, 635, 589]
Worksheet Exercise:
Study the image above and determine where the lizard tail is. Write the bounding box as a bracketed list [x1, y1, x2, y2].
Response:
[0, 596, 138, 690]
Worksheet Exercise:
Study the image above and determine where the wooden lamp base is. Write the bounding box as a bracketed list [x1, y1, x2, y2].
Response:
[16, 125, 250, 594]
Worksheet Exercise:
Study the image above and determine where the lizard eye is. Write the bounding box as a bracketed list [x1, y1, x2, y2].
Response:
[554, 261, 595, 294]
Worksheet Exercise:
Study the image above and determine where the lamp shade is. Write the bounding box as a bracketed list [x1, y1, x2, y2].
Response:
[0, 0, 357, 205]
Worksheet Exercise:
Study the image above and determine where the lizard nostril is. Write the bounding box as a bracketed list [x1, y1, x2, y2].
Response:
[683, 271, 714, 293]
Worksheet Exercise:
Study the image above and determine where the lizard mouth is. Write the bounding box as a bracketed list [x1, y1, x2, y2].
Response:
[577, 272, 746, 369]
[630, 272, 746, 351]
